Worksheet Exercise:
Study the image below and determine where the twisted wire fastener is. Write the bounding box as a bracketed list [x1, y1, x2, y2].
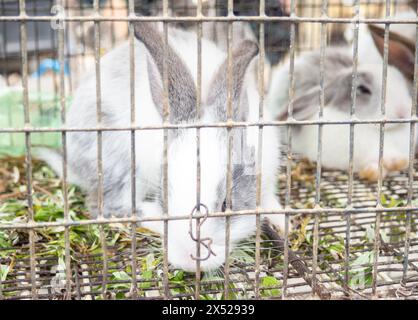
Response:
[189, 203, 216, 261]
[395, 277, 418, 298]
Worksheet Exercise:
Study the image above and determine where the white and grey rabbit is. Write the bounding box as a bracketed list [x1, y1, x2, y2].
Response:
[39, 22, 283, 272]
[267, 24, 414, 181]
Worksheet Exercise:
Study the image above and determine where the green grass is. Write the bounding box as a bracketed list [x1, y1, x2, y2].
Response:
[0, 156, 287, 299]
[1, 155, 415, 299]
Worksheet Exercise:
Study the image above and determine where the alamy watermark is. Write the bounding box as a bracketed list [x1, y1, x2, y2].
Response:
[51, 5, 65, 30]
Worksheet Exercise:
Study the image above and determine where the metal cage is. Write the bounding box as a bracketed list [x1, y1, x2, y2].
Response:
[0, 0, 418, 300]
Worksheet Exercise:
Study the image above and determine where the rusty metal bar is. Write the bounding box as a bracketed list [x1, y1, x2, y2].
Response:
[223, 0, 234, 300]
[311, 0, 329, 297]
[56, 0, 71, 300]
[402, 3, 418, 284]
[18, 0, 38, 300]
[372, 0, 391, 296]
[283, 0, 297, 299]
[1, 204, 418, 230]
[128, 0, 138, 299]
[0, 15, 416, 24]
[345, 0, 361, 291]
[2, 117, 418, 134]
[254, 0, 266, 301]
[162, 0, 171, 299]
[194, 0, 203, 300]
[92, 0, 109, 300]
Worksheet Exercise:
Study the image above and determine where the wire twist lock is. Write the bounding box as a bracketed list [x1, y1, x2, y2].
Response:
[189, 203, 216, 261]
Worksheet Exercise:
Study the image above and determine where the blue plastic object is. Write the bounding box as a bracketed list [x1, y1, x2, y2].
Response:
[32, 58, 70, 77]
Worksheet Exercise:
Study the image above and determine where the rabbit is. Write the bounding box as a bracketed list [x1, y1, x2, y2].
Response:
[38, 22, 283, 272]
[267, 40, 413, 181]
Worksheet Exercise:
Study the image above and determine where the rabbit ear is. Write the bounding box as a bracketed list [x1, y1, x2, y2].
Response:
[276, 86, 322, 121]
[368, 24, 415, 82]
[276, 71, 359, 121]
[134, 23, 197, 123]
[207, 40, 259, 122]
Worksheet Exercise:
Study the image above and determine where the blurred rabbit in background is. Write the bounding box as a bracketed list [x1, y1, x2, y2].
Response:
[267, 12, 415, 181]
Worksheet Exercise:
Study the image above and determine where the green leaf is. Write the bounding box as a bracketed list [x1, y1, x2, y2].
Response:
[170, 270, 184, 282]
[112, 271, 132, 281]
[140, 270, 154, 289]
[0, 264, 9, 282]
[260, 276, 281, 297]
[0, 231, 11, 248]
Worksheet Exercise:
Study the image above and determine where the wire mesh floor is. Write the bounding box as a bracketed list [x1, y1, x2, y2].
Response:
[1, 158, 418, 300]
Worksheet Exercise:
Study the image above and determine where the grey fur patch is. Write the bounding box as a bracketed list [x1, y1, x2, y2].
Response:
[277, 47, 374, 121]
[327, 71, 374, 110]
[215, 163, 256, 212]
[214, 126, 257, 212]
[134, 22, 197, 124]
[147, 53, 164, 111]
[207, 40, 259, 122]
[231, 164, 256, 211]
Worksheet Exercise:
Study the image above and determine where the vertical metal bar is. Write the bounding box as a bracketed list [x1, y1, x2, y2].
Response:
[402, 3, 418, 284]
[63, 0, 73, 97]
[0, 0, 13, 148]
[128, 0, 138, 300]
[254, 0, 265, 301]
[223, 0, 234, 300]
[312, 0, 328, 297]
[32, 0, 45, 145]
[282, 0, 296, 300]
[19, 0, 38, 300]
[75, 0, 86, 89]
[109, 0, 116, 47]
[49, 0, 59, 115]
[59, 4, 66, 103]
[372, 0, 391, 296]
[162, 0, 171, 299]
[194, 0, 203, 300]
[93, 0, 108, 300]
[57, 0, 72, 300]
[345, 0, 361, 290]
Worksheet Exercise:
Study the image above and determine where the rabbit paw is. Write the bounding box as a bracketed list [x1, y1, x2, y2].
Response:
[261, 196, 291, 233]
[359, 164, 388, 181]
[267, 214, 288, 234]
[383, 157, 409, 172]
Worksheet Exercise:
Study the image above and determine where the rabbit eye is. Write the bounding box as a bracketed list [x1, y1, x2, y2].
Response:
[357, 84, 372, 95]
[221, 200, 227, 212]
